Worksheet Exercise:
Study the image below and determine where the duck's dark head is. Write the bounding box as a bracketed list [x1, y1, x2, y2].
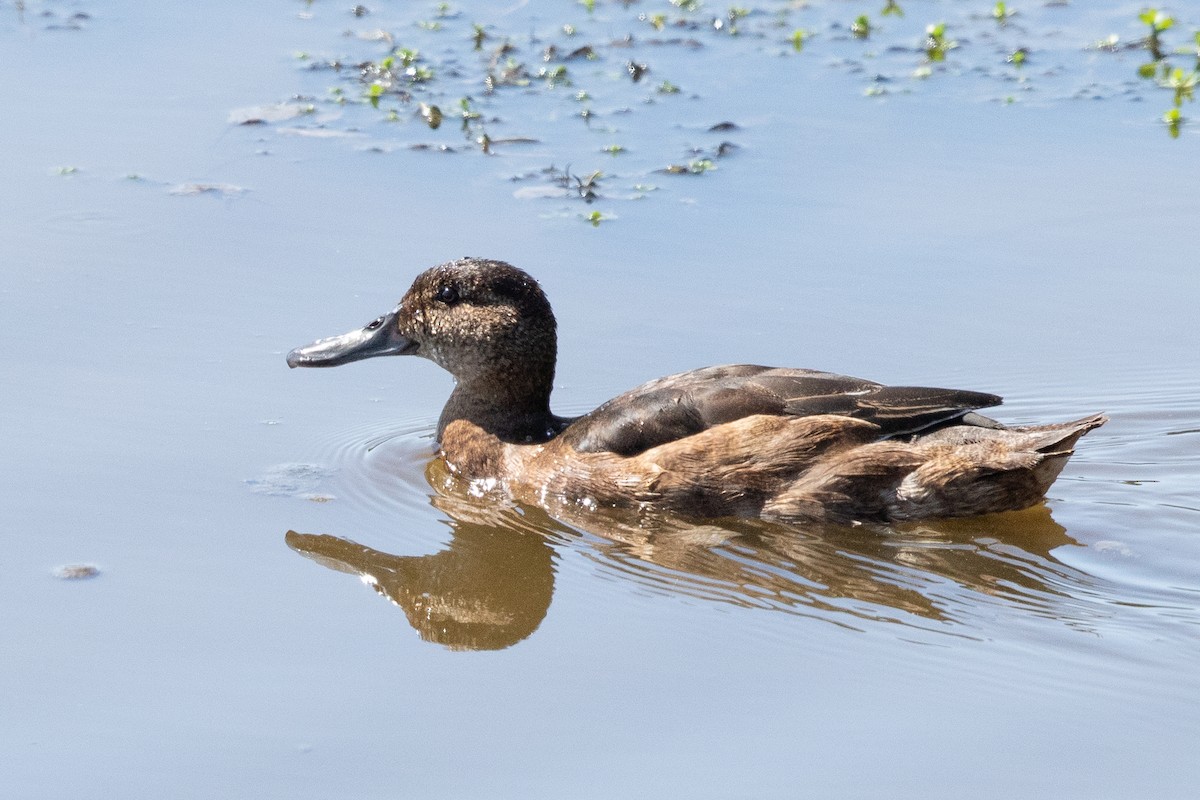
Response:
[288, 258, 560, 440]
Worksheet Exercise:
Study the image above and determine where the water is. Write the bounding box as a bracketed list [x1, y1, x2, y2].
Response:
[3, 1, 1199, 797]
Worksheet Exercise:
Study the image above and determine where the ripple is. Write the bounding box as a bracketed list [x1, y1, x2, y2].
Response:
[276, 378, 1200, 648]
[303, 415, 440, 519]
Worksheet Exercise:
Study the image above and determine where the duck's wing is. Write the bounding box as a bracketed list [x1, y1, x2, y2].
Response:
[563, 365, 1001, 457]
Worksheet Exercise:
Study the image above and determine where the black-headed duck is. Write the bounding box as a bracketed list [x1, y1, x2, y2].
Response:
[288, 258, 1105, 523]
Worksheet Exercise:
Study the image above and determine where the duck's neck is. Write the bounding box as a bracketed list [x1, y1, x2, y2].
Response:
[437, 370, 565, 445]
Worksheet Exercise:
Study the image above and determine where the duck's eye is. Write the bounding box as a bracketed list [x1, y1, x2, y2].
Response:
[436, 285, 460, 305]
[365, 315, 385, 331]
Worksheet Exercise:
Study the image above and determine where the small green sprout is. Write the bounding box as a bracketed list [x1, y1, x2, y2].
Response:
[658, 80, 681, 94]
[367, 81, 385, 108]
[602, 144, 625, 154]
[648, 13, 667, 31]
[851, 14, 871, 39]
[586, 210, 608, 227]
[671, 0, 700, 11]
[993, 2, 1015, 25]
[472, 24, 487, 50]
[408, 64, 435, 82]
[791, 28, 808, 52]
[1161, 65, 1197, 106]
[579, 0, 595, 13]
[1140, 8, 1175, 60]
[924, 22, 956, 62]
[1008, 48, 1028, 66]
[540, 65, 571, 87]
[1163, 106, 1182, 137]
[881, 1, 903, 18]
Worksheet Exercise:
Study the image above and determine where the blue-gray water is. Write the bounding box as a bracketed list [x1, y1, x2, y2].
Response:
[4, 1, 1198, 797]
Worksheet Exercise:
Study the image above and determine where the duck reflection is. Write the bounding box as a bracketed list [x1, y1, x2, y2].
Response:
[286, 460, 1088, 650]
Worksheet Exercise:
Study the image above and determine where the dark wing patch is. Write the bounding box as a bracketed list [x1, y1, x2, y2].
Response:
[846, 386, 1003, 436]
[562, 365, 1002, 457]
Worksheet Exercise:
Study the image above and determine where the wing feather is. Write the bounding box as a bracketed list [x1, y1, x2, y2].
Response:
[563, 365, 1001, 456]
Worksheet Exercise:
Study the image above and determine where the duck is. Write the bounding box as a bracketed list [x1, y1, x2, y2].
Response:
[287, 257, 1106, 524]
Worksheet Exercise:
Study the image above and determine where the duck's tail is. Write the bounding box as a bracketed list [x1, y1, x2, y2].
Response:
[1017, 413, 1108, 493]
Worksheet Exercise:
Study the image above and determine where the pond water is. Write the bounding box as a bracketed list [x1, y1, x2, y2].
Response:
[4, 0, 1199, 797]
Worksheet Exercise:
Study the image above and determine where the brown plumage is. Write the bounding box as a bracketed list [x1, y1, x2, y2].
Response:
[288, 258, 1106, 523]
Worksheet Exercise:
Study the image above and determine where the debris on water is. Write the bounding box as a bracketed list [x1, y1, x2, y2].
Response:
[169, 183, 247, 197]
[246, 463, 337, 500]
[228, 102, 318, 125]
[54, 564, 100, 580]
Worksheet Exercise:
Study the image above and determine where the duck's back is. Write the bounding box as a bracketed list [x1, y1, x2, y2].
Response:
[526, 365, 1104, 523]
[558, 365, 1003, 457]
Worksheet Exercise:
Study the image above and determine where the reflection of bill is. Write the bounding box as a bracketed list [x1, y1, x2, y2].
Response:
[286, 457, 1087, 651]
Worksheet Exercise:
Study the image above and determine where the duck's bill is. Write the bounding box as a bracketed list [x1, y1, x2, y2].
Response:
[286, 309, 416, 368]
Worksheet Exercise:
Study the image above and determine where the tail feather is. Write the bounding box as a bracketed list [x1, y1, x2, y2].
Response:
[1014, 413, 1108, 454]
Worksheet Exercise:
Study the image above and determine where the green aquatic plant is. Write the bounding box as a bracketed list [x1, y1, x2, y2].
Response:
[993, 2, 1015, 26]
[1133, 9, 1199, 137]
[1140, 8, 1174, 61]
[657, 79, 681, 94]
[586, 210, 608, 226]
[664, 157, 716, 174]
[1008, 47, 1028, 66]
[851, 14, 871, 39]
[540, 65, 571, 87]
[881, 1, 902, 18]
[367, 81, 385, 108]
[1163, 106, 1182, 137]
[790, 28, 808, 53]
[924, 22, 956, 62]
[602, 144, 626, 154]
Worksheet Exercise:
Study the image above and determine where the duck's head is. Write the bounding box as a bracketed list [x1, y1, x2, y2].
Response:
[288, 258, 558, 398]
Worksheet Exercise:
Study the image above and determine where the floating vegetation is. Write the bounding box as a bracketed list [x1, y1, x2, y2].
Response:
[924, 22, 956, 63]
[1135, 8, 1199, 138]
[241, 2, 1196, 218]
[850, 15, 871, 40]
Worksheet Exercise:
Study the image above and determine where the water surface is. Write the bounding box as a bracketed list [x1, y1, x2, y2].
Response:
[3, 1, 1199, 797]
